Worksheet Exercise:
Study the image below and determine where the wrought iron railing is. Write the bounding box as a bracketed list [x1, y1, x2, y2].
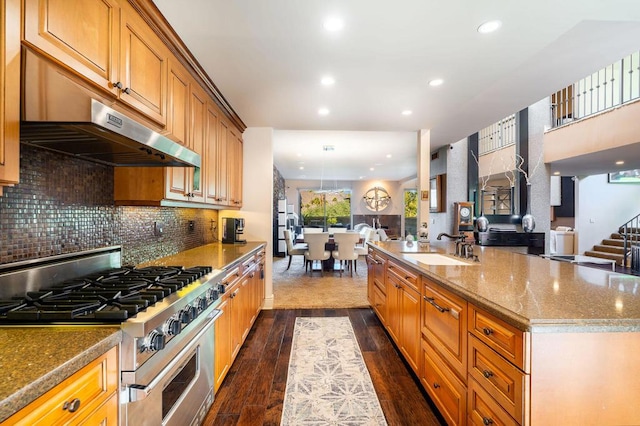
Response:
[551, 51, 640, 127]
[620, 213, 640, 271]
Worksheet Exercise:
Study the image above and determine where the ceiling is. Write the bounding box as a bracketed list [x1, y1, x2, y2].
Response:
[153, 0, 640, 180]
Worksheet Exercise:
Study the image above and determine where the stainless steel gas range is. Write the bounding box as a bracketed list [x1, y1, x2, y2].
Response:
[0, 246, 225, 426]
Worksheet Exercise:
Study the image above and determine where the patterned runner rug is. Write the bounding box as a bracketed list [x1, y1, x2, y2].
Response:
[281, 317, 388, 425]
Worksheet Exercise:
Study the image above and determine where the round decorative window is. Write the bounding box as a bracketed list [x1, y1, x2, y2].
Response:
[363, 187, 391, 211]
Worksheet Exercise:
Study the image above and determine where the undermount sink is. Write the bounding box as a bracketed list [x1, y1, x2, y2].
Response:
[402, 253, 476, 266]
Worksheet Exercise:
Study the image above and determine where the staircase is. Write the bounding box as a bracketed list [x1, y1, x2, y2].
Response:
[585, 215, 640, 267]
[585, 233, 627, 265]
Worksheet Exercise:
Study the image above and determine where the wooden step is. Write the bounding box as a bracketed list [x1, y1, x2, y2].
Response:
[602, 238, 625, 247]
[593, 245, 625, 255]
[584, 250, 625, 265]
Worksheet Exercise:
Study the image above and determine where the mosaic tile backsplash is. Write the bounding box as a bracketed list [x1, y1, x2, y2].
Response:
[0, 145, 218, 266]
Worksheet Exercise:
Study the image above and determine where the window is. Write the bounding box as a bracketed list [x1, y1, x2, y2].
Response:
[404, 189, 417, 238]
[300, 190, 351, 229]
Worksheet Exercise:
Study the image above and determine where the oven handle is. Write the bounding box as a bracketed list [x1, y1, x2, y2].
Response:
[125, 309, 222, 403]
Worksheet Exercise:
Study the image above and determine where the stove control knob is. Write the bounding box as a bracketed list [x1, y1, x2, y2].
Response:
[188, 304, 199, 319]
[179, 308, 192, 324]
[143, 331, 166, 352]
[163, 317, 181, 336]
[207, 287, 220, 302]
[196, 296, 208, 312]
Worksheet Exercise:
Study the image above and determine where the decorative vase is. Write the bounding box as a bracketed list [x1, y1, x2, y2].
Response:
[476, 190, 489, 232]
[522, 184, 535, 233]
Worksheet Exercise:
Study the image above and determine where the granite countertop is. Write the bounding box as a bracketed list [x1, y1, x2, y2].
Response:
[136, 241, 266, 270]
[371, 240, 640, 333]
[0, 327, 121, 422]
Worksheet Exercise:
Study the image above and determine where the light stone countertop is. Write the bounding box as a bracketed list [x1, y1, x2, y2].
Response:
[137, 241, 266, 270]
[371, 240, 640, 333]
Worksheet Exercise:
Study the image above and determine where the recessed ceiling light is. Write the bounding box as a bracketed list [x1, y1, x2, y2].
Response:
[553, 171, 560, 175]
[296, 153, 302, 157]
[299, 166, 304, 170]
[386, 154, 392, 158]
[369, 167, 375, 171]
[323, 16, 344, 32]
[477, 20, 502, 34]
[318, 107, 330, 116]
[401, 110, 412, 116]
[429, 78, 444, 87]
[616, 160, 625, 165]
[359, 176, 364, 179]
[321, 76, 335, 86]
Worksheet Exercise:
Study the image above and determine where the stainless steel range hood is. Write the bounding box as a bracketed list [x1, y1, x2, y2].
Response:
[20, 50, 200, 168]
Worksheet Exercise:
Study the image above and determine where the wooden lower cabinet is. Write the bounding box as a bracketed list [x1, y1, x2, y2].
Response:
[467, 378, 518, 426]
[385, 261, 420, 374]
[214, 248, 265, 393]
[421, 339, 466, 426]
[4, 346, 118, 425]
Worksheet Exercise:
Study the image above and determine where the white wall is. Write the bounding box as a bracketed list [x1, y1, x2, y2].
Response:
[222, 127, 275, 309]
[576, 174, 640, 253]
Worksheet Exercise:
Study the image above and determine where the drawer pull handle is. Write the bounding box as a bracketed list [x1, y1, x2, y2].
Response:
[433, 382, 440, 389]
[482, 327, 493, 336]
[63, 398, 81, 413]
[423, 296, 450, 313]
[482, 370, 494, 379]
[482, 417, 494, 425]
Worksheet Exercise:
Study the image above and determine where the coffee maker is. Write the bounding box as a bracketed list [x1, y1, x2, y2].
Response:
[222, 218, 246, 244]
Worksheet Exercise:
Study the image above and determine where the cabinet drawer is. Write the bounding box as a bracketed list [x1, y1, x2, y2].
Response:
[372, 282, 386, 323]
[468, 335, 528, 423]
[422, 279, 467, 380]
[421, 339, 466, 426]
[469, 305, 529, 372]
[5, 346, 118, 425]
[468, 377, 519, 426]
[387, 260, 419, 292]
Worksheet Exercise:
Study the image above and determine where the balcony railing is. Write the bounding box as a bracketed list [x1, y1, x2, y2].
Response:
[478, 113, 517, 155]
[552, 51, 640, 127]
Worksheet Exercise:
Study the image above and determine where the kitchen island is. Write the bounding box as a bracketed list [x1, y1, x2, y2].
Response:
[367, 240, 640, 425]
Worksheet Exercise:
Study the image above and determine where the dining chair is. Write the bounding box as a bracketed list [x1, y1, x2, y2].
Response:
[303, 227, 323, 235]
[355, 227, 375, 257]
[283, 229, 307, 270]
[328, 227, 347, 235]
[303, 232, 330, 276]
[331, 232, 361, 277]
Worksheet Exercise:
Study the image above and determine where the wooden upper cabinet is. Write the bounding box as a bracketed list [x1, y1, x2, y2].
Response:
[187, 83, 207, 203]
[0, 0, 21, 192]
[205, 102, 220, 204]
[23, 0, 120, 96]
[228, 128, 243, 207]
[119, 0, 167, 126]
[216, 119, 230, 205]
[166, 58, 190, 146]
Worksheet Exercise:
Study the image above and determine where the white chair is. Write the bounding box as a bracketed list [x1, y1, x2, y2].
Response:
[303, 232, 330, 276]
[355, 227, 375, 256]
[332, 232, 361, 276]
[303, 227, 323, 235]
[328, 227, 347, 235]
[283, 229, 307, 270]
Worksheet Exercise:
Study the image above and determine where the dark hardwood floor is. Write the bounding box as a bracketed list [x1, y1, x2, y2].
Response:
[203, 308, 445, 426]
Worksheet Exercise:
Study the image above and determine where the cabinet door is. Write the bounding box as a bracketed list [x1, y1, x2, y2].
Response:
[188, 84, 207, 203]
[400, 286, 421, 374]
[422, 278, 468, 380]
[23, 0, 120, 96]
[366, 253, 375, 306]
[228, 129, 243, 207]
[216, 119, 230, 205]
[0, 0, 21, 191]
[164, 59, 191, 201]
[119, 1, 167, 125]
[214, 297, 231, 392]
[205, 102, 220, 204]
[385, 273, 401, 344]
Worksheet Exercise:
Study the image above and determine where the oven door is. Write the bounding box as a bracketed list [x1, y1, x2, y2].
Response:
[122, 311, 219, 426]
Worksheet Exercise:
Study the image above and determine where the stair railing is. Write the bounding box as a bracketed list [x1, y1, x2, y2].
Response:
[620, 213, 640, 271]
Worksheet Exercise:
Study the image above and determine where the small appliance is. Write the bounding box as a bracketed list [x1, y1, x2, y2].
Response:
[222, 218, 246, 244]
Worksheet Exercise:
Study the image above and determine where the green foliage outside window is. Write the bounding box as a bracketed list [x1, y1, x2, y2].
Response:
[404, 190, 417, 217]
[301, 190, 351, 226]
